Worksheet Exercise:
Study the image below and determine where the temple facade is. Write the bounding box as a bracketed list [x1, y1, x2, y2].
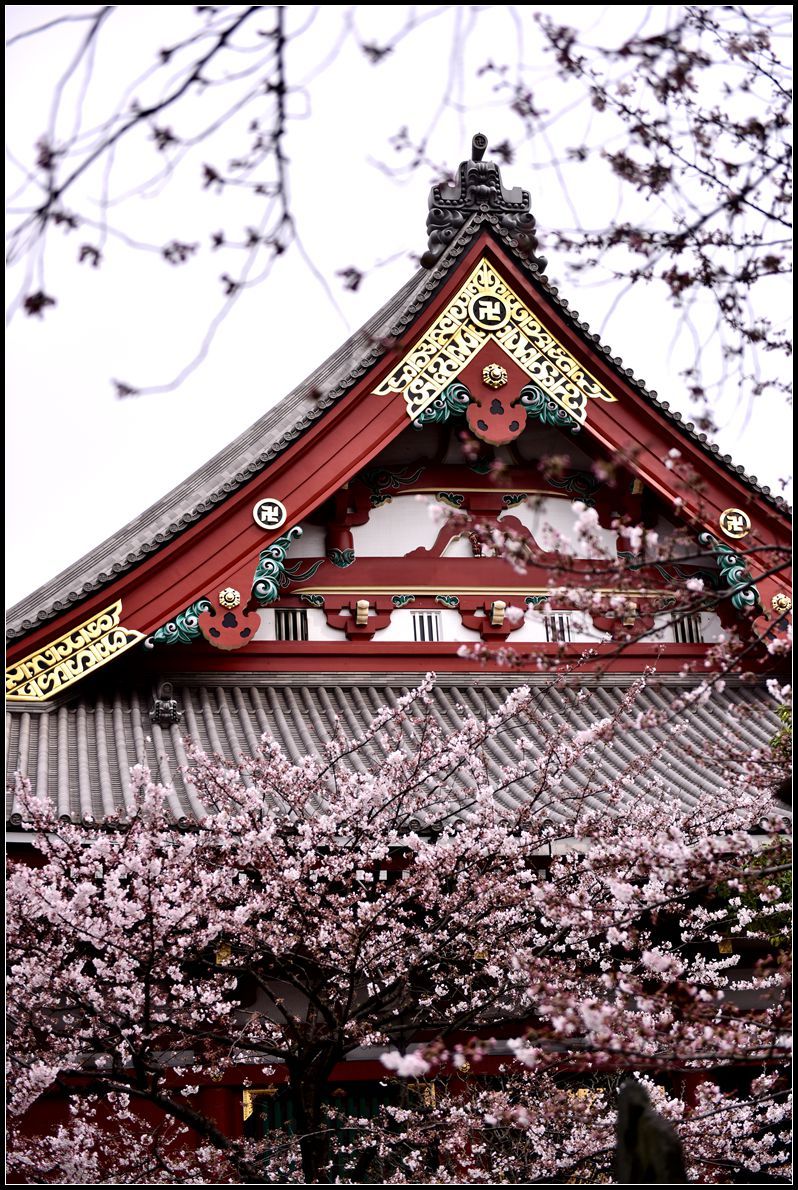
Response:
[6, 137, 791, 1141]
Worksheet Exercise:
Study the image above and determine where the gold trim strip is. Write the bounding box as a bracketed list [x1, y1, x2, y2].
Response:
[396, 488, 572, 497]
[6, 601, 144, 702]
[293, 587, 671, 597]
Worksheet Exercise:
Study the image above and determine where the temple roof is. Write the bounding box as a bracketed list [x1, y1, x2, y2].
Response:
[6, 266, 433, 642]
[7, 138, 790, 646]
[5, 674, 780, 830]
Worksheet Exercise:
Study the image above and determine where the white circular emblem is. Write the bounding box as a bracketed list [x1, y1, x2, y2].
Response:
[252, 498, 287, 531]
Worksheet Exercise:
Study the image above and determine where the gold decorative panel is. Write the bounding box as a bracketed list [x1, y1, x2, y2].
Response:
[6, 601, 144, 702]
[374, 257, 617, 425]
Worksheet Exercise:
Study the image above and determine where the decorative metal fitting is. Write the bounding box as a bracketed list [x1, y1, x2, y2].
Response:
[622, 602, 638, 627]
[490, 600, 506, 627]
[218, 587, 241, 609]
[355, 599, 370, 627]
[718, 508, 751, 539]
[482, 363, 508, 389]
[772, 593, 792, 615]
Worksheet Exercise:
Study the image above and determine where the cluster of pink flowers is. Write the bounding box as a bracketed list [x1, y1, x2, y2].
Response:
[7, 672, 791, 1183]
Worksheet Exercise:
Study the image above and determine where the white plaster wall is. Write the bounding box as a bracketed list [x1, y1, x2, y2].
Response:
[660, 610, 723, 644]
[700, 611, 723, 642]
[504, 608, 600, 644]
[351, 495, 442, 556]
[253, 608, 344, 641]
[252, 604, 718, 645]
[372, 607, 599, 644]
[499, 499, 618, 557]
[441, 533, 473, 557]
[286, 523, 326, 557]
[371, 609, 482, 643]
[622, 611, 723, 645]
[647, 616, 670, 644]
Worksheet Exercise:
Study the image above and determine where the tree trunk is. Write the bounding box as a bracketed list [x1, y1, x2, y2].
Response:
[287, 1055, 338, 1184]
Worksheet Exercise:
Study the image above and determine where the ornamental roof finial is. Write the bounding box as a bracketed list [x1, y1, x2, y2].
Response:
[420, 133, 546, 271]
[471, 132, 488, 162]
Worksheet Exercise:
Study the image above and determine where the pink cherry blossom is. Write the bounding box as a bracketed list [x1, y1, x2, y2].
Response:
[7, 670, 790, 1183]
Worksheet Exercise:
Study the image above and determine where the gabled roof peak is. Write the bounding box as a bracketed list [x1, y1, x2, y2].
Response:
[7, 214, 789, 649]
[421, 134, 547, 273]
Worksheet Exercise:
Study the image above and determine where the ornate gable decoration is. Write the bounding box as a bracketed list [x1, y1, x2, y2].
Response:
[374, 256, 617, 428]
[6, 601, 143, 702]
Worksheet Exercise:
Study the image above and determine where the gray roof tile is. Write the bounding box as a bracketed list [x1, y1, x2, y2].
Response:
[6, 675, 780, 829]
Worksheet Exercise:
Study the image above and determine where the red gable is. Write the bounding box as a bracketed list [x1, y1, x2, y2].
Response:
[6, 141, 790, 702]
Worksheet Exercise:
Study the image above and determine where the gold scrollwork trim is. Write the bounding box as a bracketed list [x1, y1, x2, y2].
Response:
[374, 258, 617, 425]
[6, 601, 144, 702]
[243, 1087, 279, 1121]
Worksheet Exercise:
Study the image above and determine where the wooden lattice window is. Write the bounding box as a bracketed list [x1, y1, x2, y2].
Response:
[671, 614, 703, 644]
[544, 612, 571, 643]
[411, 611, 442, 642]
[274, 608, 308, 641]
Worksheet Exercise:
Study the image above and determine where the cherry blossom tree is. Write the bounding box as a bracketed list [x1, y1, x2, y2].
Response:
[7, 675, 791, 1183]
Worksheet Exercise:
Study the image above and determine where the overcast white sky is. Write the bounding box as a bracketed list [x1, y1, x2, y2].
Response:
[6, 5, 792, 610]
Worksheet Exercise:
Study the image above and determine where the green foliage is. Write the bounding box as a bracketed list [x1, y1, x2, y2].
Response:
[769, 704, 792, 763]
[716, 840, 792, 950]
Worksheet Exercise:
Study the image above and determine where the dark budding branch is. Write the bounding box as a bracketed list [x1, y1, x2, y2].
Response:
[8, 5, 295, 395]
[5, 6, 791, 405]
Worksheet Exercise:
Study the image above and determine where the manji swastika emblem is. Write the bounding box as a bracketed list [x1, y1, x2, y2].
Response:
[252, 497, 288, 531]
[718, 508, 751, 539]
[469, 295, 509, 329]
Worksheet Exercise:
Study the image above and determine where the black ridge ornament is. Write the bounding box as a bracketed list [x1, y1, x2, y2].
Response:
[421, 133, 546, 270]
